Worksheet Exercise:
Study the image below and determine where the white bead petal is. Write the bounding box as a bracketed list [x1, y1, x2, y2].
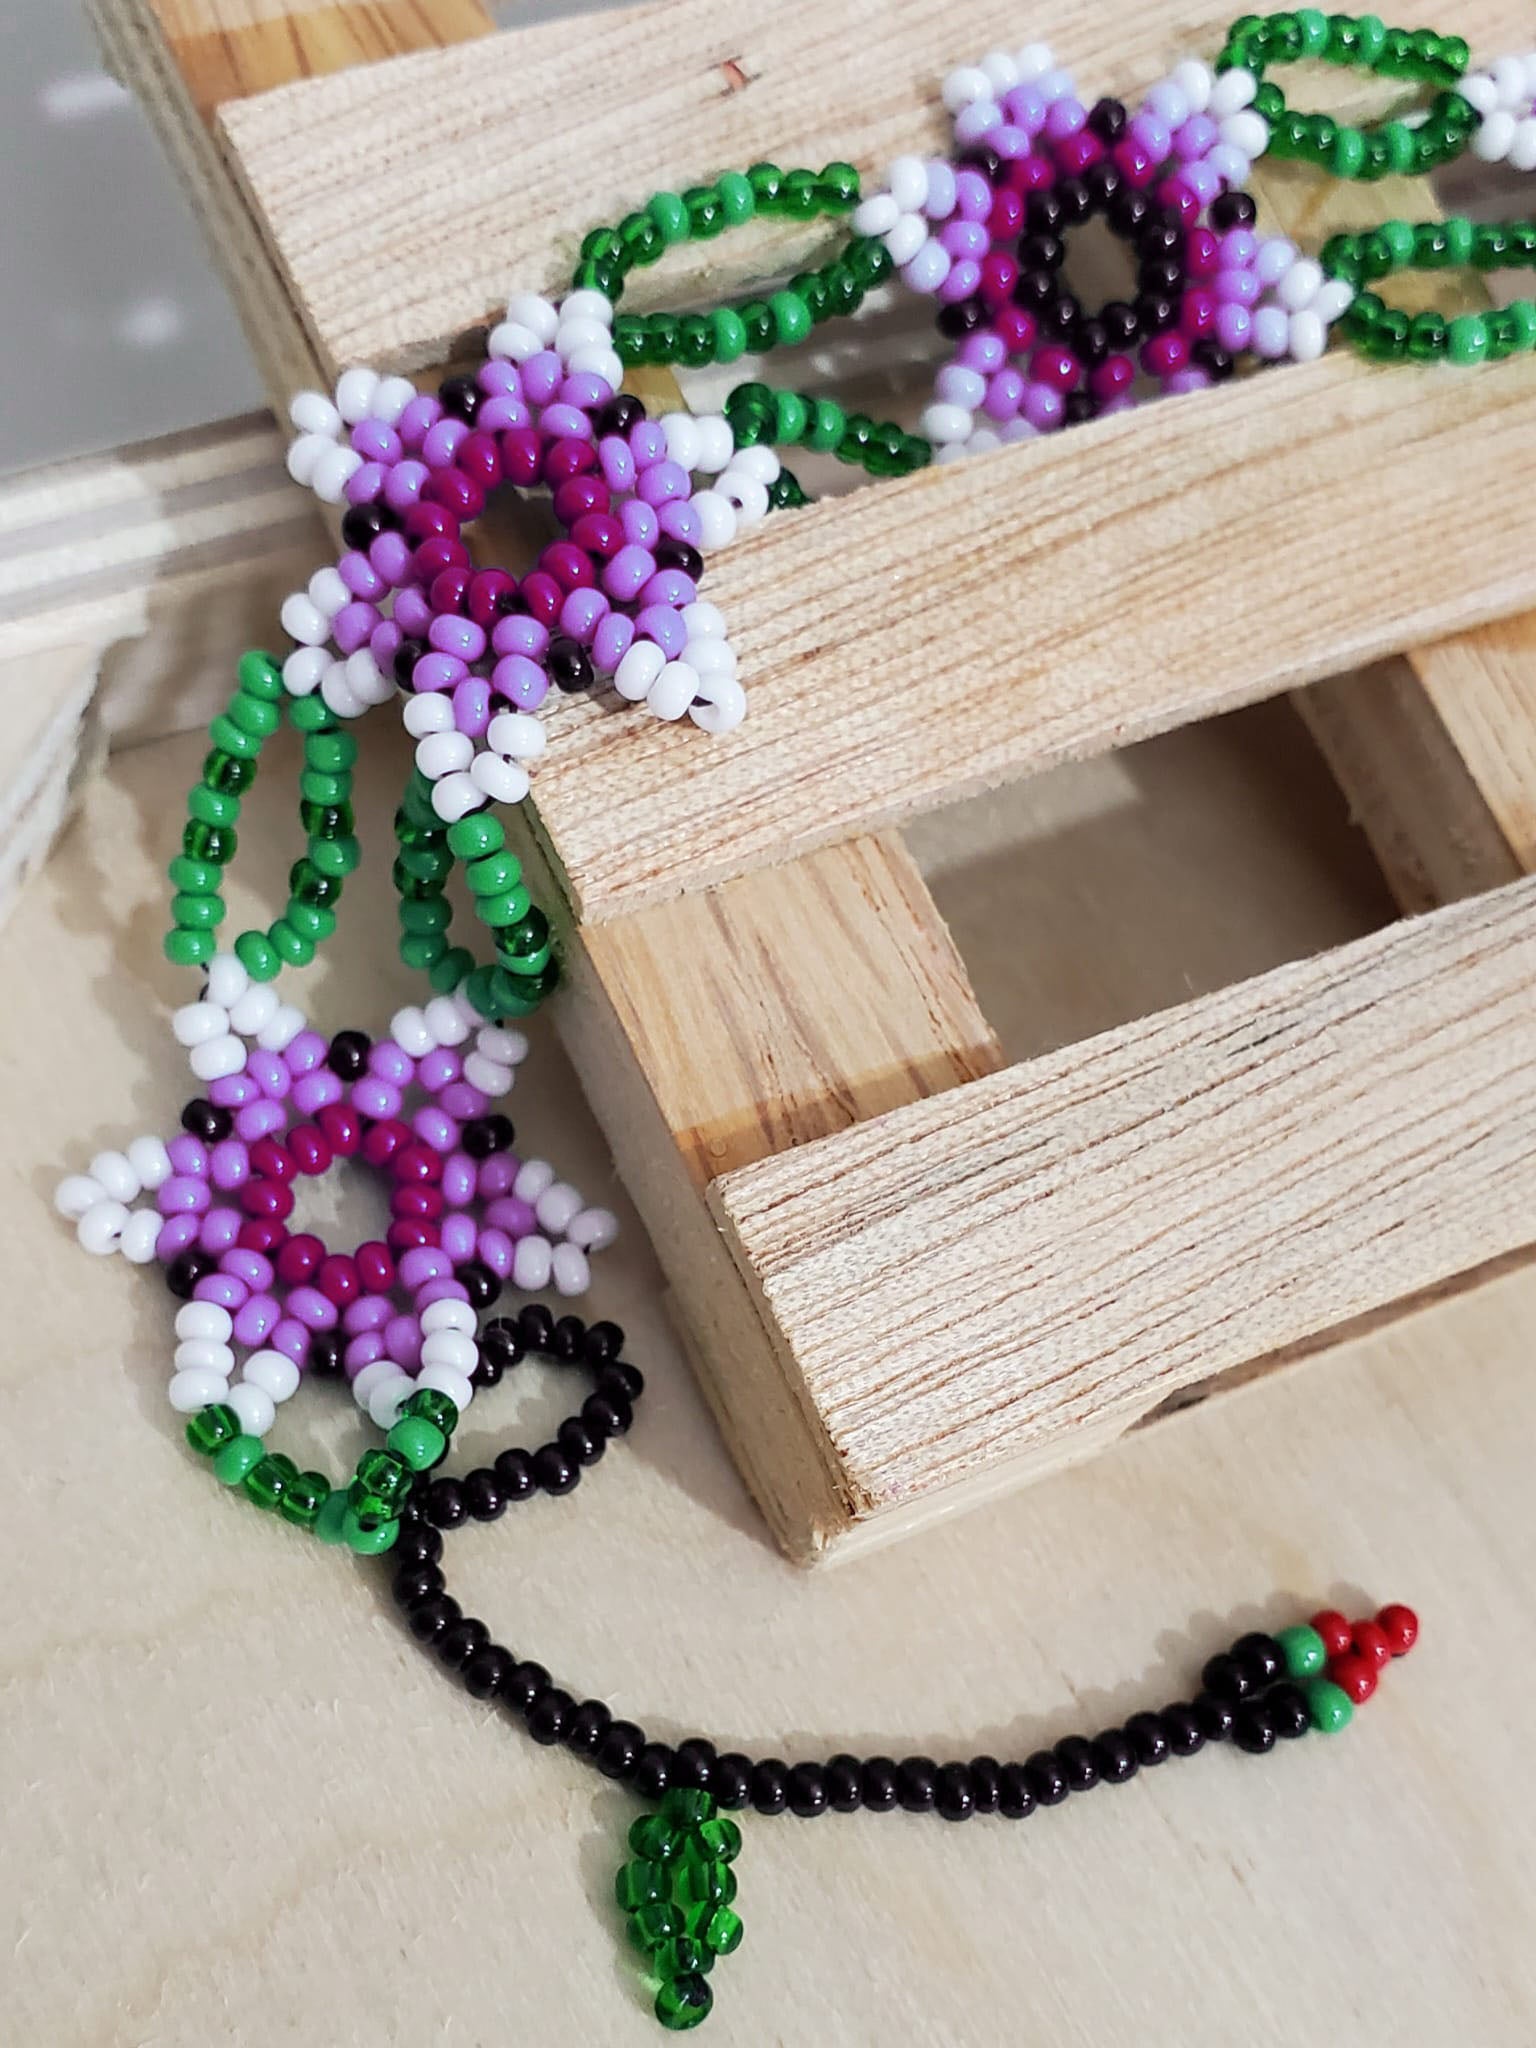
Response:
[477, 1025, 528, 1066]
[334, 366, 380, 423]
[487, 320, 542, 363]
[1473, 108, 1517, 161]
[462, 1051, 515, 1098]
[189, 1034, 247, 1082]
[486, 711, 546, 760]
[615, 639, 666, 702]
[205, 954, 249, 1007]
[688, 671, 747, 735]
[429, 771, 482, 823]
[120, 1209, 163, 1264]
[229, 984, 280, 1038]
[883, 213, 928, 267]
[127, 1136, 172, 1191]
[505, 292, 560, 342]
[169, 1368, 230, 1414]
[511, 1234, 553, 1292]
[172, 1000, 227, 1048]
[420, 1329, 478, 1374]
[421, 1298, 477, 1336]
[514, 1158, 555, 1203]
[1278, 258, 1324, 313]
[175, 1338, 236, 1377]
[568, 1207, 619, 1253]
[77, 1199, 129, 1254]
[416, 730, 474, 781]
[941, 64, 991, 112]
[311, 445, 362, 505]
[551, 1244, 591, 1297]
[369, 375, 418, 425]
[366, 1372, 416, 1430]
[535, 1181, 583, 1235]
[244, 1349, 301, 1403]
[1287, 309, 1327, 363]
[283, 645, 329, 697]
[423, 994, 470, 1047]
[469, 752, 531, 805]
[1209, 65, 1257, 115]
[414, 1362, 473, 1415]
[689, 490, 737, 548]
[648, 661, 699, 722]
[54, 1174, 105, 1220]
[691, 415, 734, 473]
[176, 1302, 233, 1342]
[1171, 59, 1213, 114]
[886, 154, 928, 212]
[280, 592, 331, 647]
[289, 389, 342, 437]
[88, 1149, 139, 1203]
[352, 1357, 402, 1406]
[257, 1003, 306, 1053]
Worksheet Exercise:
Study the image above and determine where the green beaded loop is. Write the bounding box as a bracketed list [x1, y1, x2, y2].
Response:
[1219, 10, 1478, 180]
[1320, 217, 1536, 364]
[185, 1385, 460, 1548]
[724, 381, 931, 484]
[165, 652, 357, 976]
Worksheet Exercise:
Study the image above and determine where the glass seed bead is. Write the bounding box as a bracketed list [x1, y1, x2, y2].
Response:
[655, 1977, 712, 2031]
[386, 1417, 448, 1471]
[716, 170, 754, 224]
[313, 1491, 350, 1545]
[430, 947, 475, 994]
[168, 854, 221, 894]
[402, 1385, 460, 1433]
[229, 692, 282, 738]
[466, 849, 521, 895]
[677, 1859, 735, 1908]
[305, 731, 356, 772]
[628, 1903, 683, 1952]
[710, 307, 748, 362]
[209, 714, 261, 760]
[354, 1447, 414, 1504]
[308, 835, 360, 878]
[654, 1937, 713, 1982]
[1274, 1624, 1326, 1679]
[1303, 1677, 1355, 1732]
[397, 843, 452, 883]
[400, 897, 451, 934]
[171, 892, 225, 931]
[188, 784, 239, 828]
[684, 187, 724, 238]
[400, 935, 445, 970]
[300, 768, 348, 807]
[186, 1402, 241, 1456]
[629, 1814, 685, 1862]
[288, 694, 334, 733]
[690, 1815, 741, 1863]
[477, 887, 532, 930]
[746, 161, 783, 206]
[768, 290, 812, 347]
[287, 901, 336, 943]
[780, 168, 819, 218]
[661, 1787, 717, 1825]
[447, 814, 503, 861]
[278, 1470, 331, 1526]
[213, 1435, 265, 1486]
[182, 819, 234, 861]
[818, 160, 859, 210]
[243, 1450, 298, 1511]
[701, 1906, 744, 1956]
[341, 1507, 401, 1555]
[647, 191, 689, 244]
[615, 1860, 668, 1911]
[237, 650, 284, 699]
[677, 315, 714, 368]
[269, 920, 314, 967]
[1446, 314, 1489, 366]
[165, 927, 215, 966]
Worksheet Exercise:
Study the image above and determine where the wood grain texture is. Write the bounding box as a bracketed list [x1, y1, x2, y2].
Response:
[216, 0, 1534, 371]
[150, 0, 490, 119]
[580, 833, 1002, 1188]
[710, 878, 1536, 1550]
[1411, 617, 1536, 872]
[7, 723, 1536, 2045]
[530, 349, 1536, 918]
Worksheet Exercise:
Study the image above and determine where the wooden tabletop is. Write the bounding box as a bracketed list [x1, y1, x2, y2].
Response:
[4, 711, 1534, 2044]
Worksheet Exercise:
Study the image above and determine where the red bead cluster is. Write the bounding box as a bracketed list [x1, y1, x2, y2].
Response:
[1312, 1601, 1419, 1705]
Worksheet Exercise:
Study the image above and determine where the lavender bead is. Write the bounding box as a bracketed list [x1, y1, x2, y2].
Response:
[441, 1213, 478, 1263]
[156, 1215, 201, 1261]
[345, 461, 386, 506]
[940, 218, 989, 262]
[985, 367, 1027, 421]
[208, 1072, 258, 1109]
[289, 1285, 338, 1332]
[991, 123, 1030, 161]
[413, 1106, 456, 1152]
[421, 418, 469, 469]
[368, 1039, 414, 1084]
[270, 1318, 309, 1366]
[522, 351, 562, 406]
[656, 497, 703, 546]
[599, 436, 637, 492]
[351, 418, 401, 464]
[938, 258, 982, 304]
[1184, 160, 1221, 205]
[235, 1100, 286, 1141]
[193, 1273, 248, 1310]
[166, 1132, 208, 1177]
[641, 569, 696, 610]
[959, 331, 1008, 375]
[492, 653, 549, 710]
[1215, 267, 1261, 308]
[442, 1152, 476, 1205]
[923, 159, 957, 218]
[1002, 81, 1047, 132]
[560, 371, 610, 412]
[158, 1173, 209, 1217]
[479, 359, 521, 396]
[339, 550, 386, 601]
[429, 615, 486, 662]
[369, 533, 412, 592]
[477, 1227, 514, 1278]
[635, 604, 685, 659]
[223, 1248, 274, 1291]
[396, 394, 443, 448]
[1130, 111, 1171, 162]
[346, 1331, 387, 1376]
[954, 167, 992, 221]
[284, 1030, 329, 1077]
[353, 1076, 401, 1120]
[604, 544, 655, 603]
[247, 1050, 290, 1099]
[1038, 67, 1076, 104]
[629, 418, 668, 468]
[383, 460, 428, 512]
[592, 611, 634, 673]
[478, 395, 530, 433]
[1174, 113, 1219, 162]
[292, 1070, 342, 1116]
[333, 602, 377, 655]
[345, 1296, 393, 1334]
[439, 1082, 488, 1122]
[1022, 383, 1066, 432]
[399, 1245, 452, 1289]
[234, 1293, 280, 1347]
[477, 1153, 519, 1198]
[450, 674, 491, 737]
[620, 498, 660, 548]
[198, 1206, 243, 1254]
[539, 403, 592, 443]
[393, 588, 433, 638]
[637, 460, 690, 507]
[1165, 367, 1210, 396]
[1216, 301, 1253, 352]
[415, 1276, 470, 1311]
[210, 1140, 250, 1190]
[371, 621, 402, 669]
[385, 1313, 423, 1369]
[1044, 95, 1087, 141]
[491, 615, 549, 660]
[486, 1195, 536, 1239]
[560, 586, 610, 642]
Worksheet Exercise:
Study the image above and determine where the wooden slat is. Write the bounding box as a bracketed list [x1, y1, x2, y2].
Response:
[706, 877, 1536, 1557]
[148, 0, 491, 121]
[1410, 620, 1536, 872]
[216, 0, 1532, 372]
[527, 349, 1536, 918]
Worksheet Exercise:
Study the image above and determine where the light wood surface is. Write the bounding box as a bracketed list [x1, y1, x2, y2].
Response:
[711, 877, 1536, 1552]
[1411, 619, 1536, 872]
[216, 0, 1533, 371]
[531, 351, 1536, 918]
[5, 718, 1536, 2044]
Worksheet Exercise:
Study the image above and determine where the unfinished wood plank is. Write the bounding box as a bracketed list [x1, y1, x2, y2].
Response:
[1410, 618, 1536, 872]
[149, 0, 491, 121]
[708, 876, 1536, 1556]
[217, 0, 1532, 372]
[526, 347, 1536, 918]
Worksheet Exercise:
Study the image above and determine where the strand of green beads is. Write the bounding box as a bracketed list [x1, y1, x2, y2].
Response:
[390, 776, 558, 1020]
[724, 380, 932, 481]
[618, 1788, 744, 2030]
[1218, 10, 1476, 180]
[571, 163, 887, 373]
[183, 1384, 458, 1552]
[1320, 217, 1536, 365]
[164, 648, 360, 978]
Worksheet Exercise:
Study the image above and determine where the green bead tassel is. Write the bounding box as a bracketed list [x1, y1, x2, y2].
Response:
[617, 1787, 743, 2028]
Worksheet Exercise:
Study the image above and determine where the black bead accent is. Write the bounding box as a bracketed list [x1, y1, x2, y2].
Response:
[1268, 1682, 1311, 1740]
[1043, 292, 1082, 340]
[503, 1660, 551, 1713]
[566, 1699, 613, 1756]
[1194, 1690, 1236, 1742]
[712, 1753, 753, 1809]
[438, 1616, 489, 1668]
[463, 1643, 512, 1700]
[463, 1469, 505, 1521]
[528, 1686, 575, 1746]
[408, 1593, 460, 1644]
[584, 1320, 625, 1365]
[603, 1361, 645, 1405]
[1055, 1735, 1100, 1793]
[341, 501, 394, 552]
[165, 1249, 216, 1300]
[1201, 1652, 1255, 1704]
[492, 1446, 535, 1503]
[455, 1259, 501, 1312]
[936, 297, 985, 338]
[959, 143, 1004, 184]
[392, 1563, 442, 1609]
[860, 1757, 899, 1813]
[1232, 1633, 1285, 1686]
[1023, 1751, 1069, 1806]
[997, 1762, 1037, 1819]
[1019, 231, 1065, 274]
[1138, 254, 1184, 298]
[1134, 291, 1179, 336]
[934, 1763, 975, 1822]
[1026, 189, 1066, 236]
[825, 1754, 863, 1812]
[897, 1756, 937, 1814]
[595, 394, 646, 439]
[1075, 317, 1110, 366]
[394, 1522, 442, 1569]
[557, 1418, 603, 1468]
[1108, 187, 1152, 238]
[480, 1317, 525, 1369]
[1087, 95, 1128, 141]
[1093, 1730, 1139, 1783]
[180, 1098, 232, 1143]
[1126, 1711, 1170, 1767]
[583, 1392, 632, 1439]
[469, 1344, 503, 1391]
[424, 1476, 468, 1529]
[1055, 176, 1092, 224]
[752, 1759, 789, 1815]
[1063, 391, 1096, 427]
[552, 1314, 586, 1363]
[393, 636, 429, 688]
[547, 636, 594, 693]
[1084, 160, 1124, 209]
[1013, 267, 1056, 311]
[1191, 339, 1236, 382]
[438, 373, 482, 422]
[1163, 1703, 1205, 1757]
[655, 537, 704, 580]
[532, 1444, 578, 1495]
[462, 1113, 515, 1158]
[596, 1718, 643, 1780]
[326, 1029, 370, 1080]
[518, 1303, 556, 1352]
[1138, 218, 1183, 262]
[787, 1762, 828, 1817]
[1232, 1701, 1278, 1755]
[1101, 299, 1140, 347]
[671, 1738, 717, 1790]
[1210, 189, 1257, 231]
[969, 1755, 1002, 1816]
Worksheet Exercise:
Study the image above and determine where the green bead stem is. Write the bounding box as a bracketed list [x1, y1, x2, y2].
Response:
[212, 1435, 265, 1486]
[1217, 11, 1478, 180]
[654, 1937, 713, 1982]
[628, 1903, 684, 1952]
[630, 1814, 686, 1863]
[724, 380, 930, 483]
[185, 1403, 241, 1456]
[700, 1906, 744, 1957]
[385, 1417, 448, 1471]
[655, 1977, 713, 2031]
[1302, 1676, 1355, 1732]
[1320, 217, 1536, 367]
[616, 1861, 669, 1912]
[1275, 1623, 1327, 1680]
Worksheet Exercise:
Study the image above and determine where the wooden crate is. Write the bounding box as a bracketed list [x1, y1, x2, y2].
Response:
[90, 0, 1536, 1560]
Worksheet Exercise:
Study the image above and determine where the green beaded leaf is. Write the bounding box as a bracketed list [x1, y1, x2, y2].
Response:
[617, 1797, 743, 2028]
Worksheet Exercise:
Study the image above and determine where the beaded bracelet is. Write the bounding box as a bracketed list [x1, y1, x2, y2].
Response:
[1321, 215, 1536, 363]
[389, 1477, 1420, 2033]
